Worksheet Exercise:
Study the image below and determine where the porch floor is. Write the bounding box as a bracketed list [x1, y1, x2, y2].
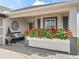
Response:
[0, 40, 79, 59]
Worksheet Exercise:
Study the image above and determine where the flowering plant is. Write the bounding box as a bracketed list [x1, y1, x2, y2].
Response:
[24, 28, 73, 40]
[24, 29, 30, 35]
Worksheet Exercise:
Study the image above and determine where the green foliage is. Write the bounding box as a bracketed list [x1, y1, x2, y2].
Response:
[34, 30, 39, 37]
[57, 29, 67, 39]
[25, 28, 73, 40]
[6, 27, 11, 36]
[45, 31, 50, 38]
[28, 30, 34, 37]
[39, 29, 45, 38]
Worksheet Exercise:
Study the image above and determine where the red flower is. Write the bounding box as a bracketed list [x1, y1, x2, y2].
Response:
[24, 29, 29, 33]
[34, 27, 38, 32]
[68, 32, 73, 36]
[46, 28, 49, 31]
[40, 29, 44, 33]
[66, 29, 71, 32]
[66, 29, 73, 38]
[51, 28, 57, 32]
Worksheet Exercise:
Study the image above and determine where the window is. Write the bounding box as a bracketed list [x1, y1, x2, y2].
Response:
[29, 23, 33, 30]
[44, 17, 57, 29]
[63, 16, 68, 30]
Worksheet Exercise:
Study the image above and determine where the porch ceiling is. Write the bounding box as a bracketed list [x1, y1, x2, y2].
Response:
[9, 12, 69, 20]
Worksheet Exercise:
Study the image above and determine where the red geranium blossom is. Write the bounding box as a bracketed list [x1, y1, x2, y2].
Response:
[66, 29, 71, 32]
[33, 27, 38, 32]
[66, 29, 73, 38]
[24, 29, 29, 33]
[51, 28, 57, 33]
[40, 29, 44, 33]
[68, 31, 73, 36]
[46, 28, 49, 31]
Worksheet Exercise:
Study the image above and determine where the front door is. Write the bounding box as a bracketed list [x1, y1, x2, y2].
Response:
[29, 23, 33, 30]
[63, 16, 68, 30]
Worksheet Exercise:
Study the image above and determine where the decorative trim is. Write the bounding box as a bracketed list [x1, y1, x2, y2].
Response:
[11, 21, 19, 31]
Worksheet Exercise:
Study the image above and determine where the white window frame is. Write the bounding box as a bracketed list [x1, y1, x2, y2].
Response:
[44, 17, 57, 29]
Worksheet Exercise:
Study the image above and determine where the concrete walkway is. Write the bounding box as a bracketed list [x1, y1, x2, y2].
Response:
[0, 48, 27, 59]
[0, 41, 79, 59]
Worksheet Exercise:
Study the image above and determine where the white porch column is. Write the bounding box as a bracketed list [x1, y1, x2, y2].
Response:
[40, 17, 43, 28]
[57, 14, 63, 29]
[3, 18, 7, 45]
[35, 17, 43, 28]
[35, 18, 37, 28]
[69, 9, 77, 37]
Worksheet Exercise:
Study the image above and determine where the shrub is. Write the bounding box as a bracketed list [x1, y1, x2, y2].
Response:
[57, 29, 67, 39]
[6, 27, 11, 36]
[24, 29, 29, 36]
[28, 30, 34, 37]
[66, 29, 73, 39]
[34, 30, 39, 37]
[39, 29, 45, 38]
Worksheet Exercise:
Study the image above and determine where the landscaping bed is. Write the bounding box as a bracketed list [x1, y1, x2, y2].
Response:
[24, 28, 77, 55]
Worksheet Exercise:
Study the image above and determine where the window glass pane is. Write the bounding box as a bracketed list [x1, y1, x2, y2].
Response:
[45, 21, 50, 28]
[51, 20, 56, 28]
[51, 21, 54, 28]
[45, 18, 56, 29]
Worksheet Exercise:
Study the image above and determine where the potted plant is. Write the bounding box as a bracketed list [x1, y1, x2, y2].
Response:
[6, 27, 12, 45]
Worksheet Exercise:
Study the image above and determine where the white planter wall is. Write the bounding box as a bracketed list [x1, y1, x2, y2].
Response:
[26, 37, 77, 55]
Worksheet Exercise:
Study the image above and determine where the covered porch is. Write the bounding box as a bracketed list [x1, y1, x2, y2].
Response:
[9, 12, 69, 31]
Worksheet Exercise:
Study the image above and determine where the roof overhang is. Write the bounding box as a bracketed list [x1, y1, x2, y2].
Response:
[9, 1, 79, 18]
